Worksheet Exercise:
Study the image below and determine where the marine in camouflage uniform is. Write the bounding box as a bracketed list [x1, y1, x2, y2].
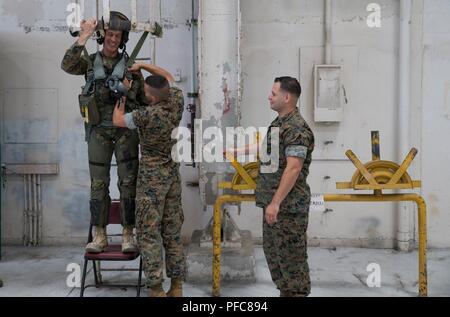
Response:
[255, 77, 314, 297]
[117, 73, 185, 296]
[61, 13, 146, 252]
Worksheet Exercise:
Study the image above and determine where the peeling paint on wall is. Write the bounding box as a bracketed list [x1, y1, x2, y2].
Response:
[222, 79, 231, 114]
[162, 17, 179, 30]
[222, 62, 232, 74]
[428, 194, 440, 217]
[21, 24, 69, 33]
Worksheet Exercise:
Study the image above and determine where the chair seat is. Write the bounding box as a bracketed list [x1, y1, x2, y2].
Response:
[84, 244, 139, 261]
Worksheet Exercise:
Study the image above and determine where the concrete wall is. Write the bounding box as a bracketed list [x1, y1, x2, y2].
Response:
[1, 0, 449, 249]
[421, 0, 450, 248]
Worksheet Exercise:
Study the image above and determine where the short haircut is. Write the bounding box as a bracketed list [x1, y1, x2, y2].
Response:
[145, 75, 169, 90]
[145, 75, 170, 100]
[274, 76, 301, 98]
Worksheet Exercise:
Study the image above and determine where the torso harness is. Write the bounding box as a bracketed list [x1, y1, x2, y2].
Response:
[79, 31, 149, 127]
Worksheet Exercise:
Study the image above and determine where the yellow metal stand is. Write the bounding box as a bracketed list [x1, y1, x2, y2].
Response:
[322, 194, 427, 297]
[213, 194, 255, 297]
[213, 153, 259, 296]
[212, 131, 427, 297]
[326, 131, 427, 296]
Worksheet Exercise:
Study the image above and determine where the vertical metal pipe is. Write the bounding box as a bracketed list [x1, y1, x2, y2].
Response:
[371, 131, 380, 161]
[96, 0, 100, 51]
[103, 0, 110, 28]
[151, 38, 156, 65]
[32, 174, 37, 245]
[35, 174, 39, 245]
[25, 174, 29, 246]
[31, 175, 34, 246]
[79, 0, 85, 23]
[190, 0, 198, 96]
[96, 0, 100, 20]
[149, 0, 154, 64]
[325, 0, 332, 64]
[36, 176, 38, 245]
[149, 0, 161, 26]
[371, 131, 382, 195]
[23, 175, 27, 246]
[27, 174, 32, 246]
[31, 174, 38, 246]
[32, 174, 37, 246]
[37, 175, 42, 245]
[212, 198, 222, 297]
[189, 0, 198, 167]
[150, 0, 161, 65]
[131, 0, 138, 29]
[236, 0, 242, 126]
[397, 0, 412, 251]
[416, 195, 427, 297]
[198, 0, 239, 208]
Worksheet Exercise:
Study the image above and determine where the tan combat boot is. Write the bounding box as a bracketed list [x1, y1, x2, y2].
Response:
[85, 226, 108, 253]
[166, 278, 183, 297]
[121, 225, 138, 253]
[148, 283, 167, 297]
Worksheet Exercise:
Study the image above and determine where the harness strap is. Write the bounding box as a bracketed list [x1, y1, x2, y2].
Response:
[126, 31, 149, 68]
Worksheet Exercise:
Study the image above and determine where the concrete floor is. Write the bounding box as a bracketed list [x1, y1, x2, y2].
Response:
[0, 245, 449, 297]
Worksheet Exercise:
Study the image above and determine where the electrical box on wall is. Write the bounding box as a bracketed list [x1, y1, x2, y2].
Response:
[314, 65, 344, 122]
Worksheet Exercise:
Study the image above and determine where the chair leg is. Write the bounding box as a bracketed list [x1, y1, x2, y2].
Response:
[137, 258, 143, 297]
[80, 259, 88, 297]
[93, 260, 99, 287]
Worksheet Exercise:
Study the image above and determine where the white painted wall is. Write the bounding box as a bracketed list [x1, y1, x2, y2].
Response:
[1, 0, 449, 249]
[236, 0, 448, 249]
[421, 0, 450, 248]
[238, 0, 402, 248]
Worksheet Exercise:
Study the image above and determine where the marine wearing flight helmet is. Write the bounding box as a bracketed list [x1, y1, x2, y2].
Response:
[61, 11, 148, 253]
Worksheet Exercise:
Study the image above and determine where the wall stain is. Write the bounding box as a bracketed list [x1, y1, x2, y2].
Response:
[354, 217, 382, 248]
[63, 191, 90, 231]
[223, 62, 232, 75]
[428, 193, 440, 217]
[2, 0, 44, 31]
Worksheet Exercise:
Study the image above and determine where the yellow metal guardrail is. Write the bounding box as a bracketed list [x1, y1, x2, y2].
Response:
[213, 131, 427, 297]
